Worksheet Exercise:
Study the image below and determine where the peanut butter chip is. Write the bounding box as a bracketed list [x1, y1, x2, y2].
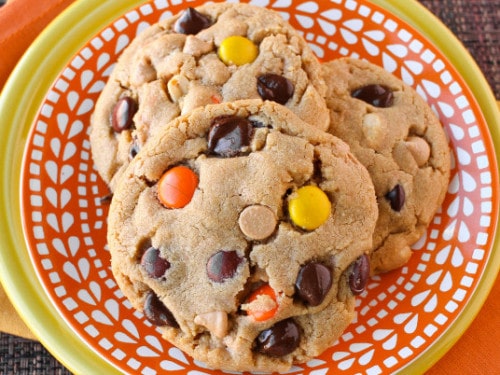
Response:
[405, 136, 430, 166]
[238, 205, 277, 240]
[194, 311, 228, 338]
[167, 74, 190, 102]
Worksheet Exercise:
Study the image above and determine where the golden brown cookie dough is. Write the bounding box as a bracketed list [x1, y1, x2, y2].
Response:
[322, 57, 451, 274]
[107, 99, 377, 372]
[90, 3, 328, 191]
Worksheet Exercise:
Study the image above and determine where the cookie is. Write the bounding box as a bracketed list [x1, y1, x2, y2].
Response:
[90, 3, 328, 191]
[107, 99, 377, 372]
[322, 58, 450, 274]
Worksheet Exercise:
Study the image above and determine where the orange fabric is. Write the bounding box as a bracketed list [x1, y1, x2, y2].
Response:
[0, 0, 498, 373]
[0, 0, 76, 91]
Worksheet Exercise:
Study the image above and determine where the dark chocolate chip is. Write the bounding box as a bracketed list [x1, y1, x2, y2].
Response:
[129, 140, 140, 160]
[141, 247, 170, 279]
[207, 116, 253, 157]
[348, 254, 370, 295]
[385, 184, 405, 212]
[351, 84, 394, 108]
[99, 193, 113, 204]
[257, 73, 294, 105]
[174, 7, 212, 35]
[206, 250, 243, 283]
[143, 291, 179, 327]
[254, 318, 301, 357]
[249, 119, 267, 128]
[295, 262, 332, 306]
[112, 97, 137, 133]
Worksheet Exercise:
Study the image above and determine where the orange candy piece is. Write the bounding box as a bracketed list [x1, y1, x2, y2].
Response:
[158, 166, 198, 208]
[246, 284, 278, 321]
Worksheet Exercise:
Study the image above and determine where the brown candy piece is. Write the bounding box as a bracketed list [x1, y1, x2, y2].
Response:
[141, 247, 170, 279]
[295, 262, 332, 306]
[174, 7, 212, 35]
[143, 291, 179, 328]
[385, 184, 405, 212]
[254, 318, 301, 357]
[351, 84, 394, 108]
[206, 250, 244, 283]
[111, 96, 137, 132]
[207, 116, 253, 157]
[257, 73, 294, 105]
[348, 254, 370, 295]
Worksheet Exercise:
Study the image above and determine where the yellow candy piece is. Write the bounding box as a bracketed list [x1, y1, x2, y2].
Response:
[218, 35, 258, 66]
[288, 186, 331, 230]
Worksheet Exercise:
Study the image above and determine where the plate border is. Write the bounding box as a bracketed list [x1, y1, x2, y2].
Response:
[0, 0, 498, 374]
[368, 1, 500, 373]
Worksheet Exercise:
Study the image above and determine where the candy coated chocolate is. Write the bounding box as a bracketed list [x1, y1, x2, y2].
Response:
[218, 35, 258, 66]
[288, 186, 331, 230]
[157, 166, 198, 209]
[244, 284, 278, 322]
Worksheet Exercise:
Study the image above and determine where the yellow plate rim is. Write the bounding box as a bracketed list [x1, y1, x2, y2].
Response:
[0, 0, 498, 374]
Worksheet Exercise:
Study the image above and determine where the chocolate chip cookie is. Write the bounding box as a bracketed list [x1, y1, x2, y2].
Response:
[107, 99, 377, 372]
[90, 3, 328, 191]
[322, 58, 450, 274]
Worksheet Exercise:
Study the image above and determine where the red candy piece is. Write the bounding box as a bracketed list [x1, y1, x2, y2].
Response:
[158, 166, 198, 208]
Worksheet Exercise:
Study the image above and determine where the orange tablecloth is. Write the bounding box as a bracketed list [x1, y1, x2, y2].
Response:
[0, 0, 498, 373]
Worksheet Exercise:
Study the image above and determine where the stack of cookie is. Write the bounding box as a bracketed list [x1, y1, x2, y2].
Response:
[90, 3, 450, 372]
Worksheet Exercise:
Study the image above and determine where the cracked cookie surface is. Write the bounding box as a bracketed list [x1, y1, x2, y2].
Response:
[107, 99, 377, 372]
[90, 3, 328, 191]
[322, 58, 451, 274]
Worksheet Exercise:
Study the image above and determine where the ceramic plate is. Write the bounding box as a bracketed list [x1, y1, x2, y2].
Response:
[0, 0, 498, 374]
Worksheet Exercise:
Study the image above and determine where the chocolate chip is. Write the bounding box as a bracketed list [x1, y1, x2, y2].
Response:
[129, 140, 140, 160]
[111, 97, 137, 132]
[385, 184, 405, 211]
[141, 247, 170, 278]
[351, 84, 394, 108]
[174, 7, 212, 35]
[348, 254, 370, 295]
[206, 250, 244, 283]
[99, 193, 113, 204]
[257, 73, 294, 105]
[254, 318, 301, 357]
[295, 262, 332, 306]
[143, 291, 179, 327]
[207, 116, 253, 157]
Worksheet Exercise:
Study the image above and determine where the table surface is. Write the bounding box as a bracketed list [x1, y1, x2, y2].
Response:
[0, 0, 499, 374]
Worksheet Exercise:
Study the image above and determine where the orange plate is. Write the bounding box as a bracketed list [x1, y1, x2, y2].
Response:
[18, 0, 499, 374]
